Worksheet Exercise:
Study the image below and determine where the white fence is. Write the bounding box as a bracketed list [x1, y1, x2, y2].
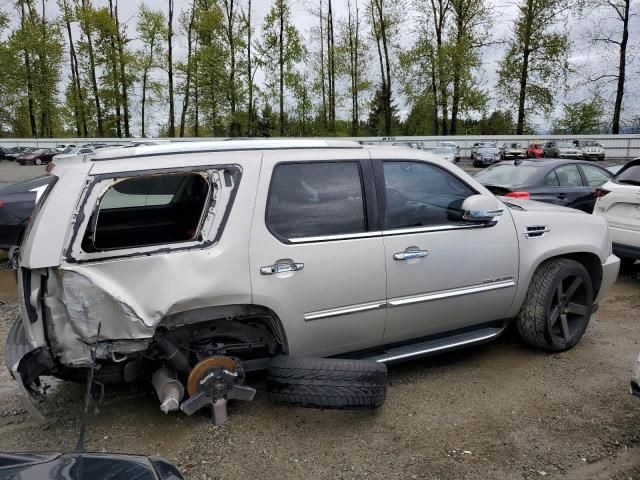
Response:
[1, 134, 639, 159]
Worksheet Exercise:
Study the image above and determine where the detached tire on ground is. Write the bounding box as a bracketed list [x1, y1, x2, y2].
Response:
[267, 356, 387, 409]
[516, 258, 594, 352]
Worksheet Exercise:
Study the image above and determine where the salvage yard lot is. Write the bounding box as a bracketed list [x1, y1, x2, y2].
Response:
[0, 161, 639, 479]
[0, 264, 638, 479]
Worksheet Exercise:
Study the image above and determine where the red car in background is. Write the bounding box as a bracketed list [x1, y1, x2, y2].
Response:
[526, 143, 544, 158]
[16, 148, 57, 165]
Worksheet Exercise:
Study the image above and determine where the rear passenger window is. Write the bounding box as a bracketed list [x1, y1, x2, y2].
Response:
[266, 162, 366, 239]
[545, 172, 560, 186]
[86, 173, 209, 251]
[553, 165, 583, 187]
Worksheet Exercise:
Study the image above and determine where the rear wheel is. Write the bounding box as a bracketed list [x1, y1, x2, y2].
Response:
[34, 158, 42, 165]
[516, 258, 594, 352]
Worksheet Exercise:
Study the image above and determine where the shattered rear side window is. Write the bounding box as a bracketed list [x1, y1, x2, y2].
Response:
[83, 173, 210, 251]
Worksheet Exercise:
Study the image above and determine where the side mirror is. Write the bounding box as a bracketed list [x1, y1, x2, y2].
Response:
[461, 194, 503, 224]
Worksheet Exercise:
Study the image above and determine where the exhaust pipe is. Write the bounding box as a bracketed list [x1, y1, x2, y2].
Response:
[152, 367, 184, 414]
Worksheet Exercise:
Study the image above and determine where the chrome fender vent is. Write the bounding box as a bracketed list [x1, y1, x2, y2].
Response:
[524, 225, 550, 239]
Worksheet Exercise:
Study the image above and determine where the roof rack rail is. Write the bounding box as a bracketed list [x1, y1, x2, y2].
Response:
[90, 139, 362, 162]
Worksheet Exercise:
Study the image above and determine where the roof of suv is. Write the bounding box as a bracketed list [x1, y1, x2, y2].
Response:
[90, 139, 363, 162]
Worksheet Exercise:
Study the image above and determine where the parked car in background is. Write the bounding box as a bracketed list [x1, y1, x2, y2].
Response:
[52, 146, 94, 160]
[5, 147, 34, 161]
[471, 141, 497, 161]
[543, 141, 582, 159]
[570, 140, 605, 161]
[55, 143, 76, 151]
[472, 146, 502, 167]
[0, 147, 8, 160]
[500, 143, 526, 160]
[424, 146, 456, 163]
[17, 148, 57, 165]
[0, 175, 55, 251]
[474, 159, 612, 213]
[593, 158, 640, 267]
[526, 143, 545, 159]
[439, 141, 460, 162]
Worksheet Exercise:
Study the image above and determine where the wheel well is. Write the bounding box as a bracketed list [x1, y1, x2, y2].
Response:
[552, 252, 603, 297]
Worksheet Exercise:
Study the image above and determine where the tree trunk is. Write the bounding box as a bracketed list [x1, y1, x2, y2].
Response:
[246, 0, 253, 136]
[450, 12, 464, 135]
[319, 0, 327, 131]
[62, 0, 81, 136]
[108, 0, 122, 138]
[194, 39, 199, 137]
[327, 0, 335, 132]
[20, 1, 37, 137]
[180, 1, 196, 137]
[611, 0, 629, 134]
[430, 50, 439, 135]
[516, 0, 534, 135]
[374, 0, 392, 135]
[82, 0, 104, 137]
[278, 0, 285, 136]
[115, 0, 130, 137]
[141, 67, 149, 137]
[167, 0, 175, 137]
[225, 0, 239, 136]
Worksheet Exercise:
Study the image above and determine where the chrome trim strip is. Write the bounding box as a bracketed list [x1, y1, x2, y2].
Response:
[382, 224, 483, 236]
[304, 300, 386, 321]
[387, 280, 516, 307]
[290, 231, 383, 243]
[375, 331, 502, 363]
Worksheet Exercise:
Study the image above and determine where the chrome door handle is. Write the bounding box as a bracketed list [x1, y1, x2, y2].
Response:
[260, 262, 304, 275]
[393, 249, 429, 261]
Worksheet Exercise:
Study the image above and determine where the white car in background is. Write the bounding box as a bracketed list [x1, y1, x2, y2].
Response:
[52, 146, 95, 160]
[593, 158, 640, 267]
[439, 142, 460, 162]
[424, 146, 456, 163]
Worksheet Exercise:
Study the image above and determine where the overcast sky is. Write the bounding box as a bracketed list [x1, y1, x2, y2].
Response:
[0, 0, 637, 135]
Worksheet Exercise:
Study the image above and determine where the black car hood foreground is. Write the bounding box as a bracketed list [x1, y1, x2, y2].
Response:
[0, 452, 183, 480]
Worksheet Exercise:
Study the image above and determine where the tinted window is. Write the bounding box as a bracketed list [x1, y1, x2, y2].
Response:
[614, 162, 640, 185]
[383, 161, 475, 229]
[545, 171, 560, 186]
[579, 165, 610, 186]
[266, 162, 366, 239]
[554, 165, 584, 187]
[475, 164, 539, 186]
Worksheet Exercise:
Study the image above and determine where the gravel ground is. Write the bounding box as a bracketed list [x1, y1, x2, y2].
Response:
[0, 162, 46, 189]
[0, 155, 639, 479]
[0, 265, 637, 479]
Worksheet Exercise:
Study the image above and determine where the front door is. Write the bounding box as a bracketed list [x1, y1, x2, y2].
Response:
[373, 157, 519, 345]
[250, 150, 387, 357]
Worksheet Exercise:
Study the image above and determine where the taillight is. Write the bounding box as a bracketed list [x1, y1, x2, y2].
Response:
[45, 162, 55, 173]
[505, 191, 530, 200]
[593, 188, 610, 198]
[0, 200, 4, 208]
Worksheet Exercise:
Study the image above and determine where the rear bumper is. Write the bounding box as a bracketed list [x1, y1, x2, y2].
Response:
[4, 319, 47, 422]
[594, 254, 620, 304]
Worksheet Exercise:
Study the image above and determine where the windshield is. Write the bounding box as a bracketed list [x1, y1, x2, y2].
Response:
[478, 147, 499, 154]
[581, 141, 599, 146]
[62, 146, 75, 154]
[530, 144, 543, 149]
[556, 142, 573, 148]
[433, 147, 453, 154]
[475, 164, 539, 186]
[506, 143, 522, 148]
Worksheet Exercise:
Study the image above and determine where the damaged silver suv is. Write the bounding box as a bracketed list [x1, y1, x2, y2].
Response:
[6, 140, 619, 422]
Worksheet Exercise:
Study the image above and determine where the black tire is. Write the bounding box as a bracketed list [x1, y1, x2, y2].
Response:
[620, 257, 637, 268]
[56, 362, 125, 385]
[516, 258, 594, 352]
[267, 356, 387, 410]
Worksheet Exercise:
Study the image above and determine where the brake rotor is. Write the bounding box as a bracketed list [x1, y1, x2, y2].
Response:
[187, 356, 237, 396]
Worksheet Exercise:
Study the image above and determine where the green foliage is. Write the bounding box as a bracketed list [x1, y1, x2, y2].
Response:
[553, 97, 604, 134]
[497, 0, 571, 132]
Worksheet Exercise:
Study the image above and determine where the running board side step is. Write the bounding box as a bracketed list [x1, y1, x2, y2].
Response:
[365, 326, 505, 364]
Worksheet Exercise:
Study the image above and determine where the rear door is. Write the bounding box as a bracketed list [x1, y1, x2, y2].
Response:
[250, 150, 387, 357]
[541, 164, 594, 212]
